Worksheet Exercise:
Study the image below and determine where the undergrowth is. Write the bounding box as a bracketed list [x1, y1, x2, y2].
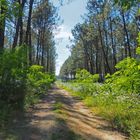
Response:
[57, 48, 140, 140]
[0, 46, 55, 126]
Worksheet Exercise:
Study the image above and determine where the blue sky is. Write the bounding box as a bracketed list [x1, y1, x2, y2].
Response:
[52, 0, 88, 75]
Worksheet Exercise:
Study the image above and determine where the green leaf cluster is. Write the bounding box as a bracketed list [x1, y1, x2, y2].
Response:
[106, 56, 140, 94]
[75, 69, 99, 83]
[114, 0, 138, 9]
[27, 65, 54, 95]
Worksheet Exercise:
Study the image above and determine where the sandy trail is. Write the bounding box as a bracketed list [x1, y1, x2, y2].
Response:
[0, 86, 127, 140]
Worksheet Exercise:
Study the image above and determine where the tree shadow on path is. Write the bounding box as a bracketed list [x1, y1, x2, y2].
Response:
[0, 86, 126, 140]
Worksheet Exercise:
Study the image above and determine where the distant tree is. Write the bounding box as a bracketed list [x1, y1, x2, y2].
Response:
[0, 0, 8, 49]
[32, 0, 58, 72]
[12, 0, 26, 48]
[60, 0, 139, 78]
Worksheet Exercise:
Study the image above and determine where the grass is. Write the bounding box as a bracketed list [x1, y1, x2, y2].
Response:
[53, 102, 68, 121]
[53, 102, 64, 114]
[57, 81, 140, 140]
[53, 102, 63, 110]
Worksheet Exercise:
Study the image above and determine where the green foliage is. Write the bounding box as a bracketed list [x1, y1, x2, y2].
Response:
[0, 0, 21, 21]
[76, 69, 93, 82]
[137, 33, 140, 48]
[27, 65, 53, 93]
[114, 0, 138, 9]
[105, 56, 140, 94]
[76, 69, 99, 83]
[136, 47, 140, 55]
[25, 65, 55, 108]
[0, 46, 55, 122]
[53, 102, 63, 111]
[0, 46, 27, 108]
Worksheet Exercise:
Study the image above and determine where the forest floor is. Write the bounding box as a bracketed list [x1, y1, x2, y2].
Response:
[0, 85, 128, 140]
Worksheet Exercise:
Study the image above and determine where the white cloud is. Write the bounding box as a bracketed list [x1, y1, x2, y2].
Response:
[53, 25, 72, 75]
[53, 25, 73, 40]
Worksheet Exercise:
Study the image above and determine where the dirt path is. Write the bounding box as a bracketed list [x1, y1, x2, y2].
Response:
[0, 86, 128, 140]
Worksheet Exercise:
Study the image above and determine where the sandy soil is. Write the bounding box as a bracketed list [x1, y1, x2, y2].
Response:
[0, 86, 128, 140]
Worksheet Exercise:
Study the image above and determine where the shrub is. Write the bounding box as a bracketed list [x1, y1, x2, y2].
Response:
[27, 65, 53, 94]
[75, 69, 99, 83]
[0, 46, 27, 109]
[24, 65, 55, 108]
[0, 46, 56, 121]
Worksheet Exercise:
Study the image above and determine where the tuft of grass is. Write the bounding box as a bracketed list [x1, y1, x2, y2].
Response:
[53, 102, 63, 110]
[53, 102, 68, 121]
[84, 96, 94, 107]
[53, 102, 64, 115]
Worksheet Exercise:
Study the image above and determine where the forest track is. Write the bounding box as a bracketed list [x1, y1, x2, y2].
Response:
[0, 85, 128, 140]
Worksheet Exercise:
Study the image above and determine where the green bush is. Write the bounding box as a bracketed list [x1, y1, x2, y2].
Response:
[27, 65, 53, 94]
[105, 57, 140, 95]
[0, 46, 56, 122]
[0, 46, 27, 109]
[24, 65, 55, 108]
[75, 69, 99, 83]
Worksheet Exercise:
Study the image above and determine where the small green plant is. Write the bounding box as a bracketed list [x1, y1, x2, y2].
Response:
[53, 102, 63, 111]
